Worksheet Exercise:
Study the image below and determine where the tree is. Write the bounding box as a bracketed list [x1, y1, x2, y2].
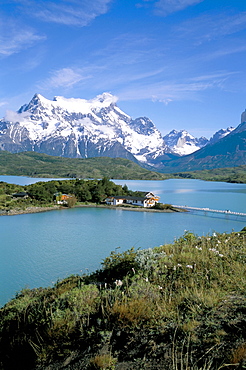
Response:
[66, 195, 77, 208]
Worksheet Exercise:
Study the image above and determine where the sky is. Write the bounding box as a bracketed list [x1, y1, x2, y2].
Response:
[1, 0, 246, 138]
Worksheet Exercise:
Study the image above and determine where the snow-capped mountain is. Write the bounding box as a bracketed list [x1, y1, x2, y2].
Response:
[0, 93, 171, 166]
[163, 129, 208, 155]
[208, 127, 235, 144]
[159, 120, 246, 173]
[163, 127, 236, 156]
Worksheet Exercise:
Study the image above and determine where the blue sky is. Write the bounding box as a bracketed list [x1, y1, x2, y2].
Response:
[1, 0, 246, 138]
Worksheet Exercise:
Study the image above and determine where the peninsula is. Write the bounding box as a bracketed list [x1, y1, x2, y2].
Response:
[0, 177, 182, 216]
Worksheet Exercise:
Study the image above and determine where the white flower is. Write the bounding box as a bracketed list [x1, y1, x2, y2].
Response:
[218, 254, 224, 257]
[115, 279, 123, 287]
[186, 265, 193, 269]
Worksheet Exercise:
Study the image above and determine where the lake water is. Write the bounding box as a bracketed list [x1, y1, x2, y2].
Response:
[0, 176, 246, 307]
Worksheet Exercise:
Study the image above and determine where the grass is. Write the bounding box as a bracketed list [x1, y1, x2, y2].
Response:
[0, 229, 246, 369]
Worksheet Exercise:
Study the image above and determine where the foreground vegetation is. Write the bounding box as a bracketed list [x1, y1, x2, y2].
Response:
[1, 229, 246, 369]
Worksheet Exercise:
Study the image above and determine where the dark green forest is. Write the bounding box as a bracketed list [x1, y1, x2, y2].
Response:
[0, 178, 146, 210]
[26, 177, 137, 203]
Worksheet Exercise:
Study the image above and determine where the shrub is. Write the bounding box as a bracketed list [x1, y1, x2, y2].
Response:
[89, 353, 117, 370]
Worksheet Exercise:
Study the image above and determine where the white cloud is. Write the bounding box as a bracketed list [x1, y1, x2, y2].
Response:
[0, 101, 7, 108]
[175, 12, 246, 44]
[4, 110, 29, 122]
[139, 0, 204, 16]
[39, 67, 91, 89]
[18, 0, 113, 26]
[0, 20, 45, 56]
[117, 73, 229, 103]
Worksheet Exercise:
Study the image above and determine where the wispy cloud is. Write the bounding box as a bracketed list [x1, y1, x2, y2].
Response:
[39, 67, 92, 89]
[136, 0, 204, 15]
[155, 0, 204, 15]
[117, 72, 230, 103]
[17, 0, 113, 26]
[0, 101, 7, 108]
[175, 11, 246, 44]
[0, 19, 45, 57]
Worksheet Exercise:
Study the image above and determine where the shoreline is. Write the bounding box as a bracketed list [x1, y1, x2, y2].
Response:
[0, 203, 186, 216]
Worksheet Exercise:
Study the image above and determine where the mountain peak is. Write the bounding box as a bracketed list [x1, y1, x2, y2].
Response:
[163, 129, 208, 155]
[209, 127, 234, 144]
[18, 93, 47, 113]
[18, 92, 119, 116]
[0, 92, 166, 165]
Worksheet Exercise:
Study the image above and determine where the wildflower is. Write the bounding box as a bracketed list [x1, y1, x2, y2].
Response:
[158, 286, 163, 290]
[144, 277, 149, 282]
[218, 254, 224, 257]
[186, 265, 193, 269]
[115, 280, 123, 287]
[177, 263, 182, 267]
[212, 232, 217, 237]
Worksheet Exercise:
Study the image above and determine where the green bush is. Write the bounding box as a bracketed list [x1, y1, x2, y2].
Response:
[1, 230, 246, 369]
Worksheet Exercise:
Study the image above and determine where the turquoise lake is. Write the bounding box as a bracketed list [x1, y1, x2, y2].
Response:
[0, 176, 246, 307]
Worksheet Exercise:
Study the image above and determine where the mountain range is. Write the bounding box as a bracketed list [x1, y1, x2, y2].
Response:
[163, 127, 235, 156]
[0, 92, 245, 172]
[159, 121, 246, 172]
[0, 93, 170, 166]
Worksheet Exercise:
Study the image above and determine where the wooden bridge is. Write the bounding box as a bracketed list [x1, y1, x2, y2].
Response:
[172, 205, 246, 218]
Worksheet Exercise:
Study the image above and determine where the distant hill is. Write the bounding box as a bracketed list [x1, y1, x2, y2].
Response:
[0, 151, 167, 180]
[172, 165, 246, 183]
[159, 122, 246, 172]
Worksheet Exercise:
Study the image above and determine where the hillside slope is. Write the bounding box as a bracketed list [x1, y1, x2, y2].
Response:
[0, 151, 167, 180]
